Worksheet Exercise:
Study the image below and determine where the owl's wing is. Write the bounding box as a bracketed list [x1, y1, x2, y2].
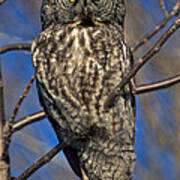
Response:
[48, 116, 83, 178]
[51, 119, 82, 178]
[36, 81, 83, 179]
[63, 146, 82, 178]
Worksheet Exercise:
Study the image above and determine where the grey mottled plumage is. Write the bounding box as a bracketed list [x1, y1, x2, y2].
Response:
[32, 0, 136, 179]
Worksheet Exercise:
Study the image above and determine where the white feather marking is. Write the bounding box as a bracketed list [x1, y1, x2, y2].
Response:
[122, 43, 127, 60]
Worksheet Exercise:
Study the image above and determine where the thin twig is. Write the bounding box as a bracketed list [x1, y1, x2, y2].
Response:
[131, 1, 180, 52]
[10, 76, 35, 124]
[12, 111, 46, 133]
[0, 57, 10, 179]
[0, 56, 5, 134]
[104, 17, 180, 109]
[16, 138, 74, 180]
[160, 0, 169, 17]
[0, 44, 31, 55]
[136, 75, 180, 94]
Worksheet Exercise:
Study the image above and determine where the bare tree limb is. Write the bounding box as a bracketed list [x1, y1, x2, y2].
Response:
[0, 44, 31, 55]
[16, 138, 74, 180]
[0, 57, 10, 179]
[10, 76, 35, 124]
[12, 111, 46, 133]
[136, 75, 180, 94]
[160, 0, 168, 17]
[0, 58, 5, 139]
[105, 17, 180, 109]
[131, 1, 180, 52]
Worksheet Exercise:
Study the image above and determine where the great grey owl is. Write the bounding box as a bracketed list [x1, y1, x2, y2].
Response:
[31, 0, 136, 179]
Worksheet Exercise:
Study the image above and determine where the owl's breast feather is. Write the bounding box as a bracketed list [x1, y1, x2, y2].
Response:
[32, 24, 134, 135]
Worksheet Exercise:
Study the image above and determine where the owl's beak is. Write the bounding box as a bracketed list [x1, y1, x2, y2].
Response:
[84, 8, 88, 17]
[76, 8, 104, 26]
[69, 9, 94, 27]
[82, 8, 105, 26]
[69, 8, 104, 27]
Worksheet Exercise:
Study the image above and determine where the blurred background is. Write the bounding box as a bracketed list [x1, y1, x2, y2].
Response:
[0, 0, 180, 179]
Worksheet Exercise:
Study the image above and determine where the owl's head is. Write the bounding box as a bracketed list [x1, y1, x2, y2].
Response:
[41, 0, 125, 29]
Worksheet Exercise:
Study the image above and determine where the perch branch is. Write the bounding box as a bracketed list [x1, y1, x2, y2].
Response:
[16, 137, 74, 180]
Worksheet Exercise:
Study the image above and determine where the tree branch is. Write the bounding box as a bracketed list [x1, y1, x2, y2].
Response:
[10, 76, 35, 124]
[160, 0, 168, 17]
[0, 57, 10, 179]
[131, 1, 180, 52]
[0, 58, 5, 139]
[105, 17, 180, 109]
[16, 138, 74, 180]
[11, 111, 46, 133]
[0, 44, 31, 55]
[136, 75, 180, 94]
